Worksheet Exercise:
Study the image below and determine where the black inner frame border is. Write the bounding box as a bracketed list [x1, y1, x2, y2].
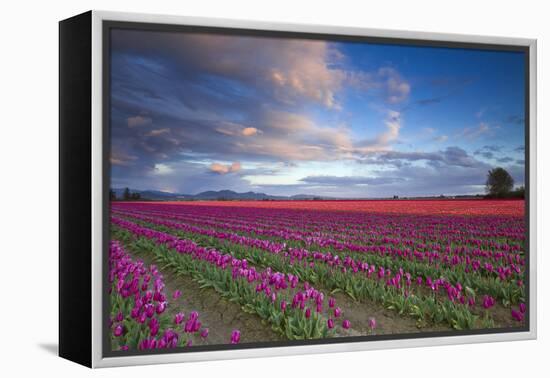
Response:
[102, 19, 531, 359]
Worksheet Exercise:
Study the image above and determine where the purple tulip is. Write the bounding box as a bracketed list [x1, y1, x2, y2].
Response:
[280, 301, 287, 312]
[172, 290, 181, 299]
[174, 312, 185, 325]
[113, 324, 124, 337]
[156, 301, 167, 314]
[327, 318, 335, 329]
[230, 330, 241, 344]
[482, 295, 496, 309]
[149, 318, 160, 336]
[334, 307, 342, 318]
[519, 303, 526, 314]
[511, 309, 524, 322]
[200, 328, 209, 338]
[328, 297, 336, 308]
[342, 319, 351, 329]
[305, 308, 311, 319]
[368, 317, 377, 330]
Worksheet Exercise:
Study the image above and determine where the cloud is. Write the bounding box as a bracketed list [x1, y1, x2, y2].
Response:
[215, 128, 236, 136]
[242, 127, 259, 136]
[360, 146, 488, 169]
[377, 68, 411, 104]
[300, 175, 404, 186]
[480, 145, 502, 152]
[379, 110, 402, 144]
[215, 123, 260, 137]
[354, 110, 403, 154]
[476, 151, 494, 159]
[153, 163, 174, 175]
[209, 162, 242, 175]
[112, 29, 411, 111]
[497, 156, 514, 163]
[505, 115, 525, 125]
[113, 30, 347, 109]
[475, 108, 486, 119]
[458, 122, 491, 140]
[434, 135, 448, 142]
[417, 97, 443, 106]
[145, 128, 170, 137]
[110, 149, 138, 166]
[127, 115, 152, 128]
[109, 29, 415, 177]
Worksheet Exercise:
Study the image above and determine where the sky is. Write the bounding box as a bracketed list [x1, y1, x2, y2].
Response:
[109, 28, 526, 198]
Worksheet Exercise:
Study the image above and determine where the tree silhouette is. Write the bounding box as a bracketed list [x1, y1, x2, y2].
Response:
[109, 189, 116, 201]
[486, 167, 514, 198]
[123, 187, 131, 201]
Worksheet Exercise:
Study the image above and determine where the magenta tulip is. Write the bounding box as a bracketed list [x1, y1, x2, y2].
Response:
[230, 330, 241, 344]
[368, 317, 377, 330]
[113, 325, 124, 337]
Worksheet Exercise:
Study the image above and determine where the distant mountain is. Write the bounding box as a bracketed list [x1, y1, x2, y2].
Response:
[111, 188, 323, 201]
[192, 190, 277, 200]
[112, 188, 190, 200]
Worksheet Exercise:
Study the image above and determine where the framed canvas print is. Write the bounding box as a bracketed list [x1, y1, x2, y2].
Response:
[59, 10, 537, 368]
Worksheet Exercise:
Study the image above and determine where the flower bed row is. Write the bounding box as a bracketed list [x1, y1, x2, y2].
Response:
[113, 207, 524, 279]
[109, 240, 212, 351]
[111, 217, 352, 340]
[115, 210, 524, 308]
[113, 214, 525, 330]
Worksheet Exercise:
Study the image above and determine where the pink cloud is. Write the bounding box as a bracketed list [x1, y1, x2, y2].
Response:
[209, 161, 242, 174]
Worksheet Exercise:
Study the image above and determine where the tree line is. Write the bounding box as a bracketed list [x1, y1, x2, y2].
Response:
[110, 188, 141, 201]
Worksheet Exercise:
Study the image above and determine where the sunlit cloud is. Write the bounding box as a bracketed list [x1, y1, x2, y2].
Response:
[209, 162, 242, 175]
[127, 115, 152, 128]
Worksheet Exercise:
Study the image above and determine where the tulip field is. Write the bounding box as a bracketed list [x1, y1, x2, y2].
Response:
[108, 199, 527, 352]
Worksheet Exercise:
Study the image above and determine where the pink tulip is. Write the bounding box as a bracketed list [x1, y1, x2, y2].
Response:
[113, 325, 124, 337]
[511, 309, 524, 322]
[368, 317, 377, 330]
[230, 330, 241, 344]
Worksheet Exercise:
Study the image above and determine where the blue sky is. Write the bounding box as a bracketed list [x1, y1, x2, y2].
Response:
[110, 29, 526, 198]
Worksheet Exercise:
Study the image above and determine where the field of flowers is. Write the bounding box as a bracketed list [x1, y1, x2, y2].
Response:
[109, 199, 527, 352]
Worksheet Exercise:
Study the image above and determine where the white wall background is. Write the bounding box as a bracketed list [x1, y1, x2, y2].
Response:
[0, 0, 547, 376]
